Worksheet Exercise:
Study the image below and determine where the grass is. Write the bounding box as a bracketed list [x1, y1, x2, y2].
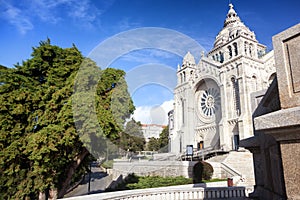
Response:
[202, 178, 227, 183]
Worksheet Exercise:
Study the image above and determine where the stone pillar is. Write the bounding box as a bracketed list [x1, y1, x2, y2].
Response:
[219, 78, 228, 150]
[241, 23, 300, 200]
[254, 108, 300, 199]
[223, 47, 229, 62]
[273, 24, 300, 109]
[252, 43, 258, 59]
[271, 23, 300, 200]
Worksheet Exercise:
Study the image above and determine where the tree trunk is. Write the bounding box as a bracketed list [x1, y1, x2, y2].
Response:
[48, 188, 57, 200]
[57, 148, 89, 198]
[38, 192, 46, 200]
[38, 188, 58, 200]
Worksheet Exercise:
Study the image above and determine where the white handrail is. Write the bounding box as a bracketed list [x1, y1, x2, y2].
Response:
[62, 184, 253, 200]
[221, 162, 242, 177]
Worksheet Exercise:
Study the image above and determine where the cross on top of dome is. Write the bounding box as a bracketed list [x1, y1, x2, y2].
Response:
[224, 3, 241, 27]
[212, 3, 257, 48]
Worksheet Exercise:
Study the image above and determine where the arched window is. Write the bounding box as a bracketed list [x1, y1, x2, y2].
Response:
[219, 51, 224, 63]
[181, 98, 185, 125]
[228, 46, 232, 59]
[183, 71, 186, 82]
[231, 77, 241, 116]
[244, 42, 248, 55]
[180, 73, 183, 83]
[179, 135, 182, 153]
[216, 54, 219, 62]
[233, 42, 238, 56]
[249, 43, 253, 57]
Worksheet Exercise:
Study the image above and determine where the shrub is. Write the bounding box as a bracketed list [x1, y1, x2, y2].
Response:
[125, 173, 139, 184]
[127, 176, 192, 189]
[101, 160, 114, 169]
[105, 173, 139, 192]
[193, 161, 214, 183]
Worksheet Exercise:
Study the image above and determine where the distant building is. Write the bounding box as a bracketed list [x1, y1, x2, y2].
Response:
[169, 3, 276, 154]
[141, 124, 166, 142]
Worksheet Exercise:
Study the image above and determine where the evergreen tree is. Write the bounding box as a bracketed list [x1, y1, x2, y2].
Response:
[118, 119, 145, 152]
[146, 137, 160, 151]
[158, 125, 169, 152]
[0, 39, 134, 199]
[145, 126, 169, 152]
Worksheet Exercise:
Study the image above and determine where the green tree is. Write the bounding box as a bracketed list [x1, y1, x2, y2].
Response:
[118, 119, 145, 152]
[0, 39, 134, 199]
[158, 125, 169, 152]
[145, 126, 169, 152]
[146, 137, 160, 151]
[124, 119, 144, 138]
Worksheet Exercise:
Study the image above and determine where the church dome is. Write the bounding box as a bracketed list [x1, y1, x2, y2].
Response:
[213, 4, 257, 48]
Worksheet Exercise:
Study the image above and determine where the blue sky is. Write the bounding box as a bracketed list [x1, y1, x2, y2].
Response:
[1, 0, 300, 124]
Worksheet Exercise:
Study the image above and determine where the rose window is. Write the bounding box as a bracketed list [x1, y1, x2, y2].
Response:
[200, 88, 220, 117]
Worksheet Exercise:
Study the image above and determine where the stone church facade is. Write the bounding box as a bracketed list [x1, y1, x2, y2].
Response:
[169, 4, 276, 154]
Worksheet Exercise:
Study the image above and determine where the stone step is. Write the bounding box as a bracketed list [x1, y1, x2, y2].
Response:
[206, 153, 228, 162]
[206, 151, 255, 186]
[223, 151, 255, 186]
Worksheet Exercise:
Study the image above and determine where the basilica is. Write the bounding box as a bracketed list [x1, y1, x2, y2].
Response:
[169, 4, 276, 155]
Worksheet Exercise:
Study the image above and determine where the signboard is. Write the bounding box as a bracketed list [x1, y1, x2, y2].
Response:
[186, 145, 193, 156]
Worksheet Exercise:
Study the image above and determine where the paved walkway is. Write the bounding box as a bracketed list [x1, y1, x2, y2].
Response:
[63, 163, 109, 198]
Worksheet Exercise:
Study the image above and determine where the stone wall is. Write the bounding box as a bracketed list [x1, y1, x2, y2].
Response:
[241, 23, 300, 200]
[112, 160, 196, 179]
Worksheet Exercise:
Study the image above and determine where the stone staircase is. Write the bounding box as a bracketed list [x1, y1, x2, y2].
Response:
[206, 153, 228, 163]
[153, 153, 177, 161]
[207, 150, 255, 186]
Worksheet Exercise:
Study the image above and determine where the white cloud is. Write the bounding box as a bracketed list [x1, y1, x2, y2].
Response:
[1, 1, 33, 34]
[89, 27, 205, 69]
[132, 100, 174, 125]
[117, 17, 141, 32]
[1, 0, 113, 34]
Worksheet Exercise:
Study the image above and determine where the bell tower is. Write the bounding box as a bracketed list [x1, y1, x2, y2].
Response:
[208, 3, 266, 64]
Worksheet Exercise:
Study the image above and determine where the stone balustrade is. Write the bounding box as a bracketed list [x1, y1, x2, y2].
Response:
[63, 183, 253, 200]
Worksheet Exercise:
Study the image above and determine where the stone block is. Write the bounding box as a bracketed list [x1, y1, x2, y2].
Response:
[272, 23, 300, 109]
[280, 141, 300, 199]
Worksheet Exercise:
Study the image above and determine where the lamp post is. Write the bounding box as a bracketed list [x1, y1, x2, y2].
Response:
[88, 162, 91, 194]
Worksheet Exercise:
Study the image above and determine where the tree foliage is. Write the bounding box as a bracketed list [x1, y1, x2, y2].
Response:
[158, 125, 169, 152]
[0, 39, 134, 199]
[146, 125, 169, 152]
[146, 137, 160, 151]
[118, 119, 145, 152]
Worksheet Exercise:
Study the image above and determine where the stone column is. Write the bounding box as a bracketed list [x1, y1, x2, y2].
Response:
[271, 23, 300, 199]
[254, 108, 300, 199]
[240, 23, 300, 200]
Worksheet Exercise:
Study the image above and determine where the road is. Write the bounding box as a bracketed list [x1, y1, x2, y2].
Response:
[63, 163, 109, 198]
